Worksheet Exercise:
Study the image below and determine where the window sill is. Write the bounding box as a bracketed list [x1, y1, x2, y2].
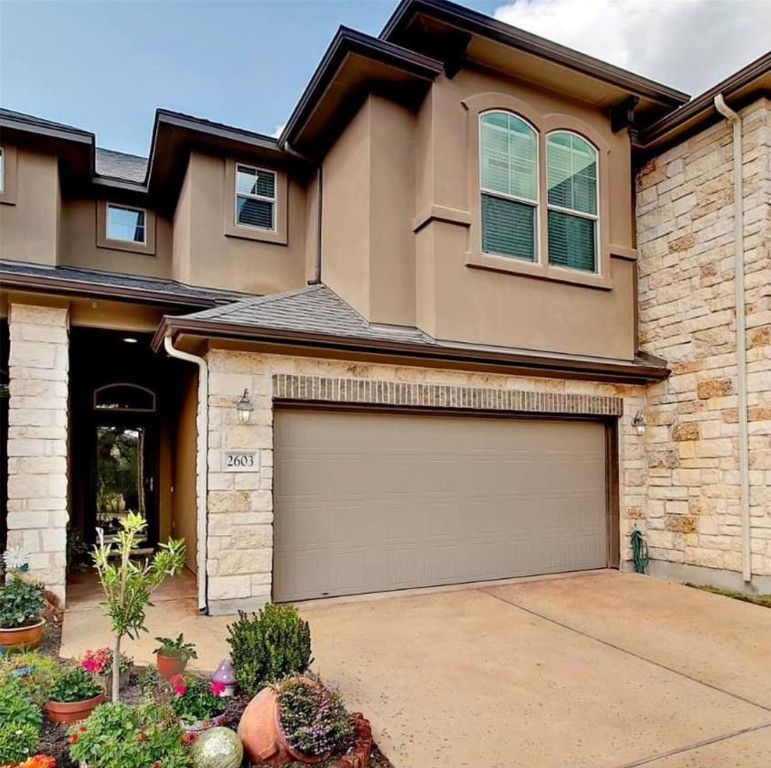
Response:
[224, 222, 287, 245]
[96, 240, 156, 257]
[465, 251, 614, 290]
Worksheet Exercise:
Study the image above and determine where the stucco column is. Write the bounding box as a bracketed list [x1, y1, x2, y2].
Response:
[6, 304, 70, 604]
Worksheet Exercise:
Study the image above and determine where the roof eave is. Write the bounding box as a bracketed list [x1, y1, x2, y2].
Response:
[280, 26, 444, 149]
[380, 0, 689, 109]
[154, 316, 670, 385]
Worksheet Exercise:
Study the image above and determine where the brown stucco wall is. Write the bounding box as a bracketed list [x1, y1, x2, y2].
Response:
[172, 368, 198, 573]
[59, 198, 174, 278]
[173, 152, 308, 295]
[0, 147, 60, 266]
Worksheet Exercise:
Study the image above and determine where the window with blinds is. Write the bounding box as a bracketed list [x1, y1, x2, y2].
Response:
[546, 132, 598, 273]
[480, 112, 538, 262]
[236, 165, 276, 230]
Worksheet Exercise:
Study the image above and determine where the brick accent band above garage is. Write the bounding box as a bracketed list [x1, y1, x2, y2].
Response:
[272, 374, 623, 417]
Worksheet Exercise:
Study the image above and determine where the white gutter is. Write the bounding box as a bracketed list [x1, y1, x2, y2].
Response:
[714, 94, 751, 583]
[164, 334, 210, 611]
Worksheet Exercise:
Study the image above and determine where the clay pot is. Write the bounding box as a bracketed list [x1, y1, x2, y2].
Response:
[156, 653, 187, 680]
[0, 618, 46, 654]
[46, 693, 105, 724]
[238, 688, 331, 766]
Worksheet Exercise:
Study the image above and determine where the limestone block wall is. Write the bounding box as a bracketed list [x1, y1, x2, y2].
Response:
[206, 348, 646, 613]
[636, 98, 771, 583]
[6, 304, 70, 602]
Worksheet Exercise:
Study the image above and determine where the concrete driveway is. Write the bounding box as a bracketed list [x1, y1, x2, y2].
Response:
[300, 571, 771, 768]
[62, 571, 771, 767]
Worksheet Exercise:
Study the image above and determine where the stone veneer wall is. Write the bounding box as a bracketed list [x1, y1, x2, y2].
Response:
[636, 98, 771, 586]
[205, 348, 646, 613]
[6, 304, 70, 602]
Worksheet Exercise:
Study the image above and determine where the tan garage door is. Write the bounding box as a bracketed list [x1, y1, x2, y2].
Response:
[273, 409, 608, 602]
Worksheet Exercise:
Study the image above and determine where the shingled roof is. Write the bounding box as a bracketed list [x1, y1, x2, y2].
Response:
[187, 284, 437, 346]
[95, 148, 148, 183]
[0, 260, 252, 307]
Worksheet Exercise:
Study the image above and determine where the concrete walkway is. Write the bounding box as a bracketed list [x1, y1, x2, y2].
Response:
[61, 571, 771, 767]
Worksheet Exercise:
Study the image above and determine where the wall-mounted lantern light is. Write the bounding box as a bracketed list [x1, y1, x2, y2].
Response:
[632, 411, 647, 436]
[236, 389, 254, 424]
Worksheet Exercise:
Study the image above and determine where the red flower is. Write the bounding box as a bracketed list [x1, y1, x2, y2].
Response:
[210, 681, 226, 696]
[68, 734, 79, 745]
[182, 732, 198, 745]
[169, 673, 187, 696]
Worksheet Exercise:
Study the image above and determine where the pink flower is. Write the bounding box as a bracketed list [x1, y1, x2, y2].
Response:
[210, 681, 226, 696]
[169, 674, 187, 696]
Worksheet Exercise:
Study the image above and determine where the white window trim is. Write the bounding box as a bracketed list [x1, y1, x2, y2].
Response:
[235, 164, 277, 232]
[545, 130, 601, 276]
[106, 203, 148, 245]
[0, 146, 5, 194]
[478, 110, 541, 263]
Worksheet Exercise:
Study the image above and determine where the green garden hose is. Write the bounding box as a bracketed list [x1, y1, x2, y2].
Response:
[630, 528, 649, 574]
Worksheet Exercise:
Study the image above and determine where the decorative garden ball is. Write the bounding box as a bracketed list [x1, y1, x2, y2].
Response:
[191, 726, 244, 768]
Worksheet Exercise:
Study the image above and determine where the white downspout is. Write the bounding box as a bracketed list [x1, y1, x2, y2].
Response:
[714, 94, 751, 583]
[164, 334, 210, 611]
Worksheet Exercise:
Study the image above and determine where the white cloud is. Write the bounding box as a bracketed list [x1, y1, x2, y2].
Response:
[271, 123, 285, 139]
[493, 0, 770, 95]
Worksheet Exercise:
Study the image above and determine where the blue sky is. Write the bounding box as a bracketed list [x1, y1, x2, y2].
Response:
[2, 1, 767, 159]
[0, 0, 498, 157]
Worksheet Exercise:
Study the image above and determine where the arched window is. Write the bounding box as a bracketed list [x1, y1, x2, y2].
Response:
[546, 131, 598, 273]
[94, 383, 156, 412]
[480, 111, 538, 262]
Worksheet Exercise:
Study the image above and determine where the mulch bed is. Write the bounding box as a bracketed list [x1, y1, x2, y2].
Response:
[29, 610, 393, 768]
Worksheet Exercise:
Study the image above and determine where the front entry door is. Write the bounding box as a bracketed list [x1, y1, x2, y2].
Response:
[92, 416, 159, 549]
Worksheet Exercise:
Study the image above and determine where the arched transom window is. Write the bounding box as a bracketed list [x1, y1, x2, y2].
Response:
[479, 113, 600, 274]
[94, 383, 156, 412]
[480, 111, 538, 262]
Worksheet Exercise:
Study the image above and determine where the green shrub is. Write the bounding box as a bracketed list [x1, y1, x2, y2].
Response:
[0, 651, 61, 706]
[0, 723, 40, 765]
[227, 604, 312, 696]
[0, 575, 46, 629]
[49, 666, 103, 703]
[0, 677, 42, 764]
[69, 700, 191, 768]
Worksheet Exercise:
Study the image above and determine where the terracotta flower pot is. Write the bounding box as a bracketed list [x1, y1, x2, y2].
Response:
[46, 693, 105, 724]
[238, 688, 331, 766]
[156, 653, 187, 680]
[0, 618, 46, 654]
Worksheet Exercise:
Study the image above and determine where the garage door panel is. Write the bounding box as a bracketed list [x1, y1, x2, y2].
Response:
[274, 410, 608, 602]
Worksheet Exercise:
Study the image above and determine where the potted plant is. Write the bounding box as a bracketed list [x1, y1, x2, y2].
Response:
[45, 666, 104, 724]
[0, 575, 46, 654]
[81, 648, 132, 695]
[154, 634, 197, 680]
[238, 676, 353, 765]
[168, 674, 227, 733]
[0, 677, 43, 767]
[68, 700, 189, 768]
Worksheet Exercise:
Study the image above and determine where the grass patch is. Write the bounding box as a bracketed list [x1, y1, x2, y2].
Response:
[685, 582, 771, 608]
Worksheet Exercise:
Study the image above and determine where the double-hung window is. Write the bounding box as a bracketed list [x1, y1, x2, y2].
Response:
[480, 112, 538, 262]
[546, 132, 598, 272]
[235, 165, 276, 231]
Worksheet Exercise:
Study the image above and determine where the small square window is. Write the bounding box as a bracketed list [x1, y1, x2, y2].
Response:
[235, 165, 276, 231]
[106, 204, 146, 244]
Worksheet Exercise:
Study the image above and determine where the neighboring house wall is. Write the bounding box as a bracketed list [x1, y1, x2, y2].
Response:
[204, 346, 647, 614]
[173, 152, 308, 295]
[0, 147, 60, 266]
[636, 98, 771, 585]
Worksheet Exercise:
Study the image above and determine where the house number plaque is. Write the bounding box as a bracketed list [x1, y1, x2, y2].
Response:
[224, 452, 258, 471]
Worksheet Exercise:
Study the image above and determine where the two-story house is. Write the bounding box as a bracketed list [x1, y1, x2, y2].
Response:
[1, 0, 769, 615]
